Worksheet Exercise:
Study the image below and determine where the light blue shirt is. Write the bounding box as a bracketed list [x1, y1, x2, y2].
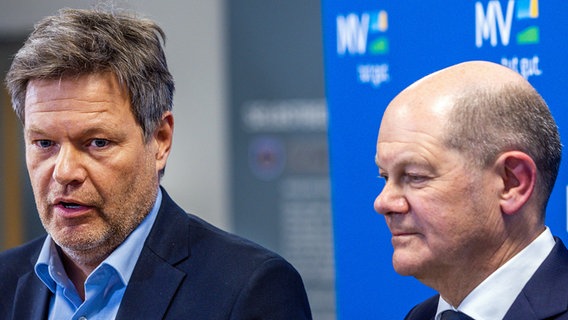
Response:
[35, 189, 162, 320]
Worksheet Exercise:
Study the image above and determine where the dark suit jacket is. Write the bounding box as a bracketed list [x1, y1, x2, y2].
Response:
[404, 237, 568, 320]
[0, 188, 312, 319]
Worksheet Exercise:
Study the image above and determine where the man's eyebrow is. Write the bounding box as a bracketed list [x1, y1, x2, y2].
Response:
[377, 157, 433, 170]
[25, 123, 119, 138]
[24, 126, 49, 137]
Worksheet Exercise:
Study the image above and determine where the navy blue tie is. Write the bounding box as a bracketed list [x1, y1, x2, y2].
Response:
[440, 310, 474, 320]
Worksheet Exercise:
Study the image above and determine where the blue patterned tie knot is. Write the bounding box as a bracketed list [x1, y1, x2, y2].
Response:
[440, 310, 474, 320]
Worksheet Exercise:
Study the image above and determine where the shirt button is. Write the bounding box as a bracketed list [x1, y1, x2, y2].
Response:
[78, 317, 87, 320]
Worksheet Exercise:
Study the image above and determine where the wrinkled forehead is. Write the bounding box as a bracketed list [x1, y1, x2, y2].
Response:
[378, 61, 532, 149]
[378, 87, 454, 143]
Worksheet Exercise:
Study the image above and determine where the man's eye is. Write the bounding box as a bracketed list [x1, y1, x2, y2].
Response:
[36, 140, 54, 148]
[406, 174, 427, 183]
[90, 139, 110, 148]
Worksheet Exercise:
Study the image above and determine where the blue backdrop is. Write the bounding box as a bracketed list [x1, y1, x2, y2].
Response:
[322, 1, 568, 318]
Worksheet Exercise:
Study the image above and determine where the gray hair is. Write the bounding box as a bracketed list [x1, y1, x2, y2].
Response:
[444, 84, 562, 214]
[5, 8, 175, 142]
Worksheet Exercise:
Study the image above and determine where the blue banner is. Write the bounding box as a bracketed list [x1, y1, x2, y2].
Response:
[322, 1, 568, 318]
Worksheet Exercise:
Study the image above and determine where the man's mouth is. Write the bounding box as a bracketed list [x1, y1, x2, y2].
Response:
[51, 199, 94, 219]
[60, 201, 82, 209]
[393, 232, 415, 236]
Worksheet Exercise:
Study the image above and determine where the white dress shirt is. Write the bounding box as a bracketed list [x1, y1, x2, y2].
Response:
[435, 227, 555, 320]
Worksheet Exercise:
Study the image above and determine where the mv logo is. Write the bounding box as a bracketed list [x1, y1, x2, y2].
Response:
[336, 11, 389, 56]
[475, 0, 539, 48]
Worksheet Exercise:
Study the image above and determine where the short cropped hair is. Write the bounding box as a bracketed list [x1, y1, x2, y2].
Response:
[444, 84, 562, 214]
[5, 8, 175, 142]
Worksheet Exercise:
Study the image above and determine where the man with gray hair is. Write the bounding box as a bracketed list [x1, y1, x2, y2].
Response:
[375, 61, 565, 319]
[0, 8, 312, 319]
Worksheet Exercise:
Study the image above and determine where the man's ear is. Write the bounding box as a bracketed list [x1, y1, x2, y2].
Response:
[154, 111, 174, 171]
[496, 151, 537, 215]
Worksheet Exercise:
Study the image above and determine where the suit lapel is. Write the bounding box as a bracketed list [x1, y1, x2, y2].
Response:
[116, 188, 190, 320]
[115, 249, 186, 319]
[404, 295, 439, 320]
[503, 238, 568, 320]
[13, 271, 50, 320]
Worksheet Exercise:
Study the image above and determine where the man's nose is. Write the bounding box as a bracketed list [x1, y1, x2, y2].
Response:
[374, 182, 408, 215]
[53, 145, 87, 186]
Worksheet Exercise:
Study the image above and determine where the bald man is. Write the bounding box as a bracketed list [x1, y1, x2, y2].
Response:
[374, 61, 566, 319]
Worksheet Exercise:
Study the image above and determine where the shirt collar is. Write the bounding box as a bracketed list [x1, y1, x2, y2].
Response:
[436, 227, 555, 320]
[35, 188, 162, 292]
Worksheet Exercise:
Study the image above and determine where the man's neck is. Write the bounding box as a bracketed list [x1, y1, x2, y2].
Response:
[58, 245, 111, 301]
[433, 225, 546, 306]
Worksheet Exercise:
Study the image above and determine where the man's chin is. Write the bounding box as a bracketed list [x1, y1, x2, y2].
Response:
[392, 252, 424, 277]
[50, 229, 109, 253]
